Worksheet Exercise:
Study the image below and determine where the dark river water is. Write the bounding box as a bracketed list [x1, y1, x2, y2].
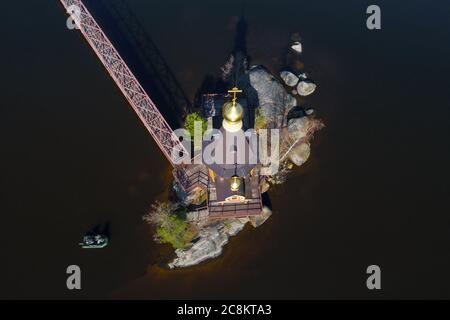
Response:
[1, 0, 450, 299]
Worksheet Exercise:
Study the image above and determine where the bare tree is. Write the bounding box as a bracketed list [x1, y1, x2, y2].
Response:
[143, 201, 179, 226]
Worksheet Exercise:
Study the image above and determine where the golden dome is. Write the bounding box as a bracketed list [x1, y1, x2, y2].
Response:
[230, 175, 241, 192]
[222, 101, 244, 123]
[222, 87, 244, 132]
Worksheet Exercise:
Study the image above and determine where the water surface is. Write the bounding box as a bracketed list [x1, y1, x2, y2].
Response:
[1, 0, 450, 299]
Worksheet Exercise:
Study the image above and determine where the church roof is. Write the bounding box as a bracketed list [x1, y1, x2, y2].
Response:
[202, 127, 258, 178]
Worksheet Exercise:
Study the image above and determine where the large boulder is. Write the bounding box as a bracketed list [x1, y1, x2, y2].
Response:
[297, 80, 317, 96]
[287, 117, 309, 141]
[291, 41, 302, 53]
[249, 206, 272, 227]
[168, 224, 228, 268]
[249, 66, 297, 128]
[227, 218, 249, 236]
[289, 142, 311, 166]
[280, 71, 299, 87]
[168, 218, 248, 268]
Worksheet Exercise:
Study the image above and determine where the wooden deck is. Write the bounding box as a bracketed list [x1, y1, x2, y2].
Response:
[178, 164, 264, 219]
[208, 199, 263, 219]
[207, 174, 263, 219]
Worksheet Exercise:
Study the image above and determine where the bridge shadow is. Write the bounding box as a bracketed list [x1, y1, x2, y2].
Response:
[83, 0, 191, 129]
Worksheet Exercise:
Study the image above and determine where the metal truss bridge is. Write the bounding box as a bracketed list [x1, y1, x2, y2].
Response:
[60, 0, 189, 169]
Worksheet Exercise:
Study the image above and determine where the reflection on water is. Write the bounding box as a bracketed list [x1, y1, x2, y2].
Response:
[1, 0, 450, 299]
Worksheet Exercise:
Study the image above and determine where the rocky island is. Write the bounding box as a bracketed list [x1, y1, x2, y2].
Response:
[143, 38, 324, 268]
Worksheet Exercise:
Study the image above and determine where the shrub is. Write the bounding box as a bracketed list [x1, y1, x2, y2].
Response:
[184, 112, 207, 139]
[156, 215, 194, 249]
[143, 201, 194, 249]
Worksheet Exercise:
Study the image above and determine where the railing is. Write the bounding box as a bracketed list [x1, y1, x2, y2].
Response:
[186, 170, 208, 190]
[173, 165, 208, 191]
[208, 201, 263, 218]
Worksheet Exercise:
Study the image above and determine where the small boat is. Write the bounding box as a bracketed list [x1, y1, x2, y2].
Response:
[79, 233, 108, 249]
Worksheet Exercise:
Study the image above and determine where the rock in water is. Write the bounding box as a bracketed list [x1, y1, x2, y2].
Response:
[291, 41, 302, 53]
[298, 72, 308, 80]
[297, 80, 317, 96]
[289, 142, 311, 166]
[305, 108, 315, 115]
[287, 117, 310, 141]
[249, 206, 272, 227]
[168, 224, 228, 269]
[280, 71, 299, 87]
[249, 66, 297, 128]
[168, 218, 249, 268]
[228, 218, 249, 236]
